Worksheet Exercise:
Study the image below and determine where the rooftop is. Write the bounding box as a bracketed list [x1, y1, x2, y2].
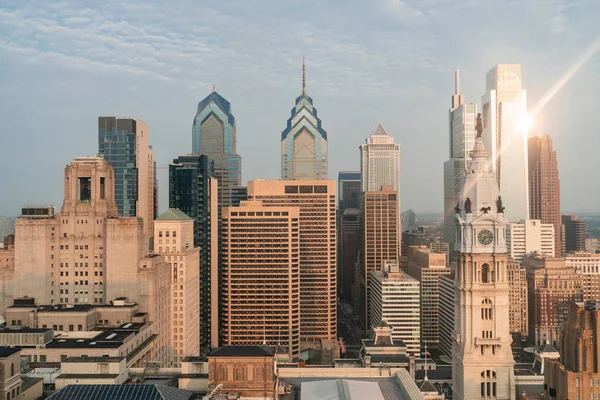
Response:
[0, 347, 20, 357]
[47, 384, 193, 400]
[156, 209, 192, 221]
[36, 304, 95, 313]
[0, 327, 52, 334]
[209, 345, 275, 358]
[65, 356, 125, 363]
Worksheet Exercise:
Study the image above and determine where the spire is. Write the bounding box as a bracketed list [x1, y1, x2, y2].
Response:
[302, 56, 307, 95]
[212, 84, 216, 93]
[451, 70, 465, 109]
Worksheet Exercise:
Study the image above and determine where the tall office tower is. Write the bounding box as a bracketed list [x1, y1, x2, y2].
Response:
[192, 90, 244, 209]
[523, 254, 582, 345]
[481, 64, 529, 222]
[506, 219, 555, 262]
[507, 260, 527, 337]
[221, 201, 300, 356]
[401, 209, 417, 233]
[340, 208, 360, 302]
[406, 246, 450, 348]
[562, 214, 586, 253]
[98, 117, 155, 241]
[565, 252, 600, 302]
[154, 210, 201, 367]
[545, 301, 600, 399]
[169, 155, 219, 351]
[444, 71, 477, 260]
[368, 261, 421, 357]
[438, 273, 455, 357]
[358, 186, 400, 329]
[452, 120, 515, 399]
[280, 59, 328, 180]
[338, 172, 361, 211]
[528, 135, 561, 256]
[247, 180, 336, 342]
[360, 124, 400, 193]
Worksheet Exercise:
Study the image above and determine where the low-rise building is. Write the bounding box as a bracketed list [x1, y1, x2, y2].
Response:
[55, 356, 128, 390]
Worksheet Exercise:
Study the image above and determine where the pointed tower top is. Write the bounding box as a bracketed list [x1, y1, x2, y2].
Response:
[371, 123, 390, 136]
[302, 56, 306, 95]
[212, 84, 216, 93]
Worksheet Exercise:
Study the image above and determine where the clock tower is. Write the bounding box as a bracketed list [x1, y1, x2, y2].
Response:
[452, 114, 515, 400]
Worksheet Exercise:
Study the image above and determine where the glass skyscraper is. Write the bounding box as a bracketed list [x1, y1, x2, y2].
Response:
[281, 59, 328, 180]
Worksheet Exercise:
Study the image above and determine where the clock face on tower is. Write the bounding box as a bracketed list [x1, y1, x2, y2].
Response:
[478, 230, 494, 245]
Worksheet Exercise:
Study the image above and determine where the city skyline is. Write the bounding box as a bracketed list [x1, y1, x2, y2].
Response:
[1, 1, 600, 216]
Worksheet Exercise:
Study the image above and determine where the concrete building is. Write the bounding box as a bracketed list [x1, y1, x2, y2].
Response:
[481, 64, 529, 222]
[507, 219, 555, 262]
[360, 124, 400, 193]
[452, 117, 515, 399]
[368, 261, 420, 356]
[528, 135, 561, 256]
[507, 260, 528, 337]
[168, 154, 219, 351]
[0, 347, 22, 400]
[247, 180, 336, 343]
[221, 201, 300, 357]
[281, 59, 328, 180]
[565, 252, 600, 304]
[438, 273, 455, 358]
[444, 70, 477, 260]
[562, 214, 586, 253]
[406, 247, 450, 349]
[340, 208, 360, 303]
[358, 186, 400, 329]
[54, 356, 128, 390]
[98, 117, 156, 242]
[544, 301, 600, 400]
[523, 254, 582, 346]
[154, 210, 200, 367]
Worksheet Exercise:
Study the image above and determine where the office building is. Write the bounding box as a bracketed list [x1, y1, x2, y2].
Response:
[406, 246, 450, 348]
[528, 135, 561, 256]
[566, 252, 600, 302]
[169, 154, 219, 351]
[523, 254, 582, 346]
[368, 261, 420, 356]
[438, 273, 454, 357]
[338, 171, 361, 211]
[545, 301, 600, 400]
[452, 115, 515, 399]
[98, 117, 155, 241]
[247, 180, 336, 342]
[340, 208, 360, 302]
[507, 260, 527, 337]
[221, 201, 300, 357]
[481, 64, 529, 222]
[192, 90, 244, 209]
[444, 70, 477, 259]
[281, 59, 328, 180]
[358, 186, 400, 328]
[360, 124, 400, 193]
[507, 219, 555, 262]
[401, 209, 417, 233]
[562, 214, 586, 253]
[154, 210, 201, 366]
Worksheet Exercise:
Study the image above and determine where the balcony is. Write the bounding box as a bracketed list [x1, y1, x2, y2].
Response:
[475, 337, 501, 346]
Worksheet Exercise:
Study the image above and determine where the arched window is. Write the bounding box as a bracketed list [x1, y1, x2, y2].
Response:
[481, 263, 490, 283]
[481, 298, 493, 320]
[481, 370, 497, 398]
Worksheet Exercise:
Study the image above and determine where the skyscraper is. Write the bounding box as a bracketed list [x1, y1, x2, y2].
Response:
[247, 180, 336, 342]
[360, 124, 400, 193]
[481, 64, 529, 222]
[506, 219, 555, 263]
[169, 155, 219, 351]
[221, 201, 300, 357]
[452, 117, 515, 399]
[192, 90, 244, 209]
[338, 171, 361, 211]
[528, 135, 561, 256]
[562, 214, 586, 253]
[98, 117, 155, 241]
[338, 171, 361, 301]
[281, 59, 328, 180]
[444, 71, 477, 258]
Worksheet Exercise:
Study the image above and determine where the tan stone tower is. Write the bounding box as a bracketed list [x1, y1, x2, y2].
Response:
[452, 114, 515, 400]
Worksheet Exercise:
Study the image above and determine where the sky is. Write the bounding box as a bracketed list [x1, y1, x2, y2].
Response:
[0, 0, 599, 216]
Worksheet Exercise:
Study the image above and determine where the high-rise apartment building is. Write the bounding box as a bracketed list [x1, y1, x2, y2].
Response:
[545, 301, 600, 400]
[438, 273, 454, 357]
[481, 64, 529, 222]
[98, 117, 156, 241]
[340, 208, 360, 302]
[192, 90, 244, 209]
[281, 60, 328, 180]
[221, 201, 300, 357]
[506, 219, 555, 262]
[507, 260, 527, 337]
[452, 117, 515, 399]
[247, 180, 336, 342]
[562, 214, 586, 253]
[358, 186, 400, 329]
[360, 124, 400, 193]
[406, 246, 450, 349]
[154, 210, 200, 367]
[528, 135, 561, 256]
[523, 254, 582, 346]
[169, 154, 219, 351]
[444, 71, 477, 259]
[368, 261, 420, 357]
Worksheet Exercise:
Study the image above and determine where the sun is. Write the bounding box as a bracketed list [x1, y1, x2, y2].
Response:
[519, 115, 533, 134]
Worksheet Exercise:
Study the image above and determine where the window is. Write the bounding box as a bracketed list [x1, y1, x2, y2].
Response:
[173, 231, 176, 237]
[480, 370, 497, 398]
[482, 263, 490, 283]
[481, 298, 493, 320]
[10, 363, 15, 376]
[69, 324, 74, 331]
